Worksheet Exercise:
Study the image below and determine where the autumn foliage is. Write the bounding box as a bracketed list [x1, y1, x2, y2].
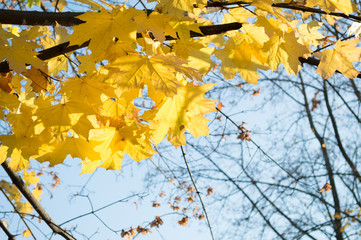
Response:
[1, 0, 360, 174]
[1, 0, 361, 238]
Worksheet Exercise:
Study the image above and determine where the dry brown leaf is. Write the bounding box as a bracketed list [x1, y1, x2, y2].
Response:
[319, 183, 332, 193]
[178, 216, 188, 226]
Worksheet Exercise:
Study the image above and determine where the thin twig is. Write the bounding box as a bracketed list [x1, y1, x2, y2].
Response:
[216, 107, 297, 181]
[180, 146, 215, 240]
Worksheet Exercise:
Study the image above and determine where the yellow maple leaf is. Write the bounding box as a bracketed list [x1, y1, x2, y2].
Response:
[222, 8, 255, 24]
[35, 96, 96, 138]
[170, 38, 215, 74]
[0, 36, 42, 73]
[40, 24, 70, 75]
[306, 0, 357, 14]
[168, 16, 203, 40]
[0, 89, 19, 112]
[263, 32, 309, 75]
[37, 136, 101, 166]
[22, 229, 32, 238]
[17, 201, 33, 214]
[145, 83, 216, 146]
[134, 12, 177, 43]
[22, 170, 40, 186]
[0, 28, 14, 45]
[89, 124, 155, 172]
[0, 130, 48, 171]
[298, 21, 324, 48]
[0, 146, 8, 164]
[108, 54, 201, 97]
[154, 0, 207, 18]
[256, 15, 290, 38]
[32, 187, 42, 201]
[60, 72, 116, 107]
[215, 29, 268, 84]
[70, 6, 140, 61]
[102, 41, 137, 62]
[97, 97, 141, 128]
[314, 39, 361, 79]
[8, 148, 29, 171]
[74, 0, 102, 10]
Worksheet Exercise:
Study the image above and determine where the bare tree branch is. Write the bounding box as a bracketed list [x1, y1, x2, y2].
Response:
[300, 74, 344, 240]
[323, 79, 361, 182]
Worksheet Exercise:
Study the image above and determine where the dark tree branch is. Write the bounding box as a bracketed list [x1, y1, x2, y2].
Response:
[299, 57, 361, 79]
[206, 1, 361, 22]
[349, 78, 361, 102]
[0, 22, 242, 72]
[0, 217, 15, 240]
[300, 74, 344, 240]
[0, 9, 84, 26]
[34, 22, 243, 61]
[326, 80, 361, 123]
[1, 160, 76, 240]
[323, 79, 361, 182]
[2, 1, 361, 26]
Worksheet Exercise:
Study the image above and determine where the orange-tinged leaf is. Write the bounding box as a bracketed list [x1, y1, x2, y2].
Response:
[252, 88, 261, 96]
[177, 216, 188, 226]
[314, 39, 361, 79]
[0, 71, 14, 93]
[319, 183, 332, 193]
[22, 67, 48, 93]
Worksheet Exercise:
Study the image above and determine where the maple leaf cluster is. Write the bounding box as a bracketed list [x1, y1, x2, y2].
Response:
[0, 0, 361, 174]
